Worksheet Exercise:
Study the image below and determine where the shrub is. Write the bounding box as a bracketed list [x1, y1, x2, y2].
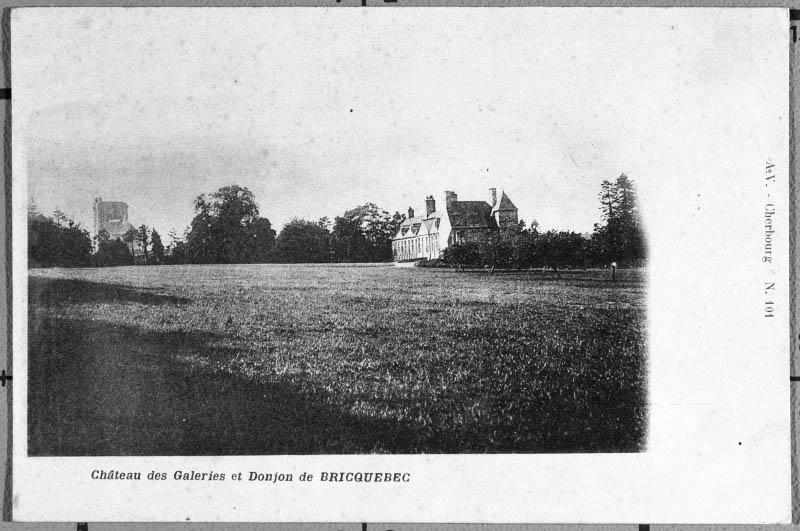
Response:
[441, 243, 482, 267]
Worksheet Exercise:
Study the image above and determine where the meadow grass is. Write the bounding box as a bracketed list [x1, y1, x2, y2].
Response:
[28, 264, 647, 455]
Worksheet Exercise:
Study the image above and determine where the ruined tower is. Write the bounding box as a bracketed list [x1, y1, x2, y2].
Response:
[93, 197, 133, 241]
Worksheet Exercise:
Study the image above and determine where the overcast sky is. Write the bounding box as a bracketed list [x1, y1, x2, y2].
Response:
[13, 7, 776, 240]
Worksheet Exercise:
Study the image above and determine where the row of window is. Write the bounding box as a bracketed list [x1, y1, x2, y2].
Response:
[392, 234, 440, 261]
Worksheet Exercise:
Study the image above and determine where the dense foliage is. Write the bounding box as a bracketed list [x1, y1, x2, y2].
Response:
[92, 230, 134, 267]
[329, 203, 404, 262]
[441, 242, 482, 267]
[270, 219, 331, 263]
[268, 203, 403, 264]
[28, 210, 93, 268]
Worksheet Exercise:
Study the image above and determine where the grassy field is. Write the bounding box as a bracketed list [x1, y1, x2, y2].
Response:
[28, 264, 647, 455]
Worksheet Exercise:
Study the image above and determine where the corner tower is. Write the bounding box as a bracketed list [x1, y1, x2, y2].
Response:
[491, 190, 518, 229]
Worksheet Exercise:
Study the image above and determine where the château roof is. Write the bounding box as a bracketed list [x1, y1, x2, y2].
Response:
[447, 201, 497, 229]
[396, 211, 442, 239]
[399, 215, 426, 227]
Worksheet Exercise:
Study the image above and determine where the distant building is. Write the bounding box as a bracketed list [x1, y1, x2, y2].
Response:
[93, 197, 133, 241]
[92, 197, 145, 259]
[392, 187, 519, 262]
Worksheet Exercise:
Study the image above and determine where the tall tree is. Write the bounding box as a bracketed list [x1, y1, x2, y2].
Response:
[329, 216, 369, 262]
[614, 174, 645, 262]
[185, 185, 275, 264]
[591, 174, 646, 265]
[150, 229, 165, 264]
[123, 226, 139, 253]
[137, 224, 150, 264]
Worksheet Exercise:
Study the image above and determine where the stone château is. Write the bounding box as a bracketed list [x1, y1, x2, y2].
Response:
[392, 187, 518, 262]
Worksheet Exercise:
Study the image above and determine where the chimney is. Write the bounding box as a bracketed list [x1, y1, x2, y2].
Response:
[425, 195, 436, 217]
[407, 206, 415, 219]
[445, 191, 458, 208]
[489, 188, 497, 206]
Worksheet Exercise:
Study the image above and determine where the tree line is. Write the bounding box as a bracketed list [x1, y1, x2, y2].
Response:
[28, 175, 645, 269]
[167, 185, 405, 265]
[29, 207, 169, 268]
[28, 185, 405, 268]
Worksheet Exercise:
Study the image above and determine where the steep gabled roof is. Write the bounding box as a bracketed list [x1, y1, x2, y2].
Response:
[394, 211, 442, 240]
[397, 218, 423, 238]
[499, 191, 516, 210]
[399, 215, 425, 227]
[447, 201, 497, 229]
[491, 190, 516, 214]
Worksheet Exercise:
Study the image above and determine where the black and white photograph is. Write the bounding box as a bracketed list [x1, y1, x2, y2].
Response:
[24, 16, 648, 456]
[10, 6, 792, 523]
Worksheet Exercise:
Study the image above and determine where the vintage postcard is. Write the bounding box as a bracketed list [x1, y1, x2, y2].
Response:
[9, 6, 791, 523]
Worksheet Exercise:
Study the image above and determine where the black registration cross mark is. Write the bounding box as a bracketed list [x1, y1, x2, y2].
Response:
[0, 370, 11, 386]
